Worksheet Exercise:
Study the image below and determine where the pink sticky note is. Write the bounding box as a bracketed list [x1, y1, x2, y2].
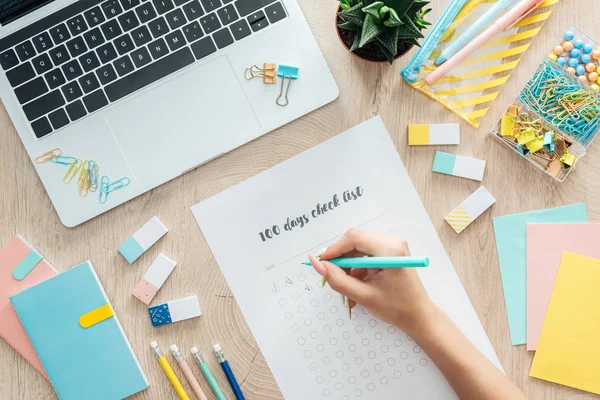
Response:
[526, 223, 600, 351]
[0, 235, 58, 379]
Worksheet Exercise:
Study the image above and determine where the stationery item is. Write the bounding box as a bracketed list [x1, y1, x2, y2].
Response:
[492, 203, 588, 345]
[445, 186, 495, 234]
[170, 344, 209, 400]
[408, 123, 460, 145]
[119, 216, 168, 264]
[526, 223, 600, 350]
[151, 341, 190, 400]
[435, 0, 521, 65]
[132, 253, 177, 305]
[402, 0, 559, 127]
[244, 63, 277, 84]
[148, 295, 202, 327]
[99, 175, 131, 204]
[214, 344, 245, 400]
[0, 235, 57, 379]
[432, 151, 486, 181]
[35, 148, 63, 164]
[529, 252, 600, 395]
[191, 116, 502, 399]
[548, 27, 600, 89]
[303, 256, 430, 268]
[191, 347, 227, 400]
[426, 0, 545, 85]
[10, 262, 148, 399]
[276, 65, 298, 107]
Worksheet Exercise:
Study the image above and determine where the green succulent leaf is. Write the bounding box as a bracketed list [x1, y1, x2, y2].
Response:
[338, 2, 366, 26]
[382, 0, 414, 18]
[362, 1, 384, 19]
[375, 25, 399, 57]
[397, 14, 423, 38]
[359, 13, 387, 47]
[338, 20, 361, 31]
[375, 41, 396, 64]
[406, 0, 430, 17]
[382, 7, 402, 27]
[349, 29, 363, 51]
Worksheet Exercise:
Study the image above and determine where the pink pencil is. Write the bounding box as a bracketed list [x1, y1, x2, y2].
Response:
[425, 0, 544, 86]
[170, 345, 209, 400]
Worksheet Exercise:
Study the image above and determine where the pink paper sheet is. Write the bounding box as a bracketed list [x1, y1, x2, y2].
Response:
[526, 223, 600, 351]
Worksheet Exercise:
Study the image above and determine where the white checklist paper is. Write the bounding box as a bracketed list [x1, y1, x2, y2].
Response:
[192, 117, 502, 399]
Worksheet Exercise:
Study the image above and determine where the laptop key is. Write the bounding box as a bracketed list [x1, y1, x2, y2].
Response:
[102, 0, 123, 19]
[174, 0, 189, 5]
[182, 21, 203, 43]
[213, 28, 233, 49]
[118, 11, 140, 31]
[79, 51, 101, 72]
[23, 90, 65, 121]
[15, 77, 48, 104]
[61, 81, 83, 102]
[200, 13, 220, 34]
[44, 68, 66, 89]
[165, 30, 186, 51]
[200, 0, 221, 12]
[183, 0, 204, 21]
[153, 0, 175, 14]
[135, 2, 157, 24]
[48, 108, 70, 130]
[66, 36, 88, 58]
[32, 32, 54, 53]
[62, 60, 84, 80]
[97, 42, 118, 63]
[49, 24, 71, 45]
[66, 15, 89, 36]
[15, 41, 36, 62]
[105, 47, 194, 102]
[0, 49, 19, 70]
[248, 11, 268, 32]
[223, 0, 233, 3]
[165, 8, 186, 30]
[120, 0, 141, 10]
[114, 34, 135, 55]
[148, 38, 169, 59]
[49, 44, 71, 66]
[83, 89, 109, 113]
[101, 19, 123, 41]
[66, 100, 87, 121]
[84, 6, 106, 27]
[131, 25, 152, 46]
[234, 0, 275, 17]
[79, 72, 101, 93]
[265, 2, 285, 23]
[217, 5, 238, 25]
[190, 36, 215, 60]
[32, 53, 53, 74]
[84, 28, 106, 49]
[31, 117, 53, 138]
[6, 62, 35, 87]
[131, 47, 152, 67]
[113, 55, 135, 75]
[230, 19, 250, 40]
[96, 64, 118, 84]
[148, 17, 169, 38]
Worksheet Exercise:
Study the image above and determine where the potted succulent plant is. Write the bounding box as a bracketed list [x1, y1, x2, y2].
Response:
[337, 0, 431, 64]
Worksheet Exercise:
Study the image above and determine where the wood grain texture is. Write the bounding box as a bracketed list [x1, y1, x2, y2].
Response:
[1, 0, 599, 399]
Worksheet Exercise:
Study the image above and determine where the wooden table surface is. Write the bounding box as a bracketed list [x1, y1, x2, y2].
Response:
[1, 0, 599, 399]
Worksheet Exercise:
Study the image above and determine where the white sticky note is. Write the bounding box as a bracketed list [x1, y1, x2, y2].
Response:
[445, 186, 496, 233]
[432, 151, 486, 181]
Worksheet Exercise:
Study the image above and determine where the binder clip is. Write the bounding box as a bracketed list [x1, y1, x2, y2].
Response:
[244, 63, 276, 84]
[276, 65, 298, 107]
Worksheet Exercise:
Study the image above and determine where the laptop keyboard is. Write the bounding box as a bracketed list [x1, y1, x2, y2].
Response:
[0, 0, 287, 138]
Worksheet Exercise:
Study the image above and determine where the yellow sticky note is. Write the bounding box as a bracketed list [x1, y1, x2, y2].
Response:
[500, 114, 515, 136]
[530, 252, 600, 395]
[516, 127, 536, 144]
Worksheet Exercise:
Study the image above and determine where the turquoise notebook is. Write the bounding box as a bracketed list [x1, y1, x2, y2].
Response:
[10, 261, 148, 400]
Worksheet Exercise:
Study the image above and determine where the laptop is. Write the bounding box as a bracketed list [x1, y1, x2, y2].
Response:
[0, 0, 339, 227]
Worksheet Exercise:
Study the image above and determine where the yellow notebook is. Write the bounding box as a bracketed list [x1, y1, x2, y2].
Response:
[529, 252, 600, 395]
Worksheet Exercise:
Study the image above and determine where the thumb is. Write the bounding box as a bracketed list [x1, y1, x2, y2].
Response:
[321, 260, 373, 305]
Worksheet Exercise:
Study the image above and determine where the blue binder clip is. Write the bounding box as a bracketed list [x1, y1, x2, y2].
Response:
[276, 65, 299, 107]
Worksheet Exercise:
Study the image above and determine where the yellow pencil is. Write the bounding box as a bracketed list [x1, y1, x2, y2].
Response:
[151, 341, 190, 400]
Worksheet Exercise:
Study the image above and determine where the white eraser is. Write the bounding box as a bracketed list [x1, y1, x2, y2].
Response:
[190, 347, 199, 354]
[150, 341, 158, 349]
[132, 254, 177, 305]
[169, 344, 178, 352]
[118, 217, 168, 264]
[213, 344, 221, 352]
[409, 124, 460, 145]
[148, 295, 202, 327]
[445, 186, 495, 234]
[432, 151, 486, 181]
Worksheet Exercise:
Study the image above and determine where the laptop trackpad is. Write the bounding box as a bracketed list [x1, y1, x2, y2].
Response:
[105, 56, 262, 187]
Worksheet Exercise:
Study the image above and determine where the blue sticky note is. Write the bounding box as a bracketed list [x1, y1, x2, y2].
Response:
[432, 151, 456, 175]
[492, 203, 588, 345]
[10, 262, 148, 400]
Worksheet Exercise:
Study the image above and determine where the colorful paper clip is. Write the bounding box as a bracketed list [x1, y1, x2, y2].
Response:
[99, 175, 110, 204]
[88, 161, 99, 192]
[244, 63, 276, 84]
[276, 65, 299, 107]
[78, 161, 90, 197]
[35, 148, 63, 164]
[99, 175, 131, 204]
[63, 158, 84, 184]
[50, 155, 77, 165]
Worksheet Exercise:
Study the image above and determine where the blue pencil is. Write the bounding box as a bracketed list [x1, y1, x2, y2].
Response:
[214, 344, 245, 400]
[303, 256, 430, 268]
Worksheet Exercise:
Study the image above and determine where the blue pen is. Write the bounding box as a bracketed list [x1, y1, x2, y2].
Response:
[303, 256, 430, 269]
[214, 344, 245, 400]
[435, 0, 520, 65]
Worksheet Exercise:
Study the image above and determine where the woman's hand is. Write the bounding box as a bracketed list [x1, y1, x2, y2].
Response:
[307, 228, 435, 336]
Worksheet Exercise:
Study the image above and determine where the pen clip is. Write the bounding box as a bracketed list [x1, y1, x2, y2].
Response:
[505, 0, 544, 30]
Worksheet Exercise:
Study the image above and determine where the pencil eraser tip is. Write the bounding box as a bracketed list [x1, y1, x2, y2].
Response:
[213, 344, 221, 352]
[169, 344, 178, 352]
[150, 341, 158, 348]
[190, 347, 199, 354]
